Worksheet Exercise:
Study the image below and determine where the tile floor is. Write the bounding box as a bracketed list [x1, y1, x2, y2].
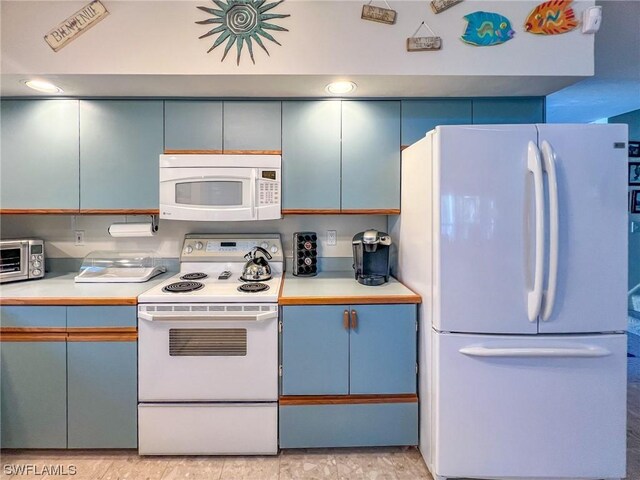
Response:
[1, 358, 638, 480]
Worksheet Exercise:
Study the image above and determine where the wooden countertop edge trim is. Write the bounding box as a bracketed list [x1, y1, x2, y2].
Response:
[222, 150, 282, 155]
[278, 294, 422, 305]
[164, 149, 223, 154]
[79, 209, 160, 215]
[279, 394, 418, 405]
[1, 328, 138, 342]
[67, 332, 138, 342]
[0, 298, 138, 306]
[282, 209, 400, 215]
[0, 210, 159, 215]
[0, 333, 68, 342]
[165, 149, 282, 155]
[0, 209, 80, 215]
[0, 327, 67, 333]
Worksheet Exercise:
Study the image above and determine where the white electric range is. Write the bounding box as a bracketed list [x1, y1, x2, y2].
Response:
[137, 234, 283, 456]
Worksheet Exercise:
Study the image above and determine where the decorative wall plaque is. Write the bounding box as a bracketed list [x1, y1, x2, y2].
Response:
[430, 0, 463, 14]
[524, 0, 579, 35]
[196, 0, 289, 64]
[461, 11, 515, 46]
[407, 22, 442, 51]
[44, 0, 109, 52]
[361, 1, 397, 25]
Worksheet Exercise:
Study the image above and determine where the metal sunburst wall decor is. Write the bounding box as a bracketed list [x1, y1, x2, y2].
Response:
[196, 0, 290, 65]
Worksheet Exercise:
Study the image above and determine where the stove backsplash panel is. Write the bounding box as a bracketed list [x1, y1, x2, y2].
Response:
[1, 215, 387, 273]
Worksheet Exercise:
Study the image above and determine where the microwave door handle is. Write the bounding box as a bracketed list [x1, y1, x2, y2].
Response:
[250, 170, 257, 219]
[138, 311, 277, 322]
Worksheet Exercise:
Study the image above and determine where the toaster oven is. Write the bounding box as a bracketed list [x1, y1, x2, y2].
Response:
[0, 239, 45, 284]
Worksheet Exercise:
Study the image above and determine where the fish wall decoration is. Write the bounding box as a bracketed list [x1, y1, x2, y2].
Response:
[525, 0, 579, 35]
[461, 11, 515, 46]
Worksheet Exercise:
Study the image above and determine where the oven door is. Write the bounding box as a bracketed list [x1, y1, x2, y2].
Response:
[159, 167, 257, 221]
[138, 304, 278, 401]
[0, 242, 28, 283]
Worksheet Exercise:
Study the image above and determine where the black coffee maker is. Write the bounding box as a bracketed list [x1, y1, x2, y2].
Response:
[352, 230, 392, 286]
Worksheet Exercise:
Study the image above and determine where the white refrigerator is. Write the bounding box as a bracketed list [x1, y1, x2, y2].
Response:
[393, 124, 628, 480]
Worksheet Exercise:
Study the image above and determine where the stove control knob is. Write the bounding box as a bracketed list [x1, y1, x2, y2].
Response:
[260, 242, 269, 249]
[195, 241, 204, 250]
[185, 245, 193, 254]
[270, 245, 278, 254]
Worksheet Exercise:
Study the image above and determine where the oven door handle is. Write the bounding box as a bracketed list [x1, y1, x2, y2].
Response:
[138, 311, 277, 322]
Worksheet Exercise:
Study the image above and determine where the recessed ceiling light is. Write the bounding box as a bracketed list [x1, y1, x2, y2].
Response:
[22, 80, 63, 94]
[325, 81, 357, 95]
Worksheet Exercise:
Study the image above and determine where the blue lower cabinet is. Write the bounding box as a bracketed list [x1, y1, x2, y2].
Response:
[1, 341, 67, 448]
[67, 341, 137, 448]
[0, 306, 66, 328]
[279, 402, 418, 448]
[67, 306, 136, 328]
[349, 305, 417, 394]
[281, 306, 350, 395]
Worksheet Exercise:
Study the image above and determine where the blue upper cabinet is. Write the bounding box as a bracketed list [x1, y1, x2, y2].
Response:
[281, 306, 350, 395]
[164, 100, 223, 152]
[79, 100, 163, 210]
[282, 101, 342, 210]
[223, 101, 281, 152]
[472, 98, 545, 124]
[342, 101, 401, 211]
[349, 305, 417, 395]
[0, 100, 79, 210]
[401, 99, 472, 147]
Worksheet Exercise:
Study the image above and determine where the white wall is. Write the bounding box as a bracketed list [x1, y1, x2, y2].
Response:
[1, 0, 594, 77]
[0, 214, 386, 263]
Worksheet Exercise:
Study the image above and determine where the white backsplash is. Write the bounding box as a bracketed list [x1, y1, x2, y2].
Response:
[0, 214, 387, 262]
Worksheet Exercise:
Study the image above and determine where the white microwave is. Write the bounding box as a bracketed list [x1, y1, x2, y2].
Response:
[159, 155, 281, 221]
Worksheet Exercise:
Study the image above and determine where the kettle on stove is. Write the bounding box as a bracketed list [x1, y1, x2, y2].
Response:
[241, 246, 273, 282]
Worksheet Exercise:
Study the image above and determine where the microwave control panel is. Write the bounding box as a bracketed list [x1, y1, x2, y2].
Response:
[258, 169, 280, 206]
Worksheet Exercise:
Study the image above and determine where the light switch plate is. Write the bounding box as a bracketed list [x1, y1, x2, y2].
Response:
[75, 230, 85, 246]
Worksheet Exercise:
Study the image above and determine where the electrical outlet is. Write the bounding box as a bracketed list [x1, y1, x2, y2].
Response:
[75, 230, 85, 246]
[327, 230, 337, 246]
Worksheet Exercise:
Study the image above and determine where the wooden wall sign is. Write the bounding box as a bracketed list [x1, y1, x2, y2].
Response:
[407, 21, 441, 51]
[407, 36, 442, 51]
[362, 2, 397, 25]
[430, 0, 463, 14]
[44, 0, 109, 52]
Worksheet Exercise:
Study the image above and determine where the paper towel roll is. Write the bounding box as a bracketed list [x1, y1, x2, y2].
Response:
[108, 223, 156, 238]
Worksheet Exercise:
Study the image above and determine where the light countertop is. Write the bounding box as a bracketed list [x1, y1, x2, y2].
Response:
[0, 272, 173, 305]
[279, 271, 421, 305]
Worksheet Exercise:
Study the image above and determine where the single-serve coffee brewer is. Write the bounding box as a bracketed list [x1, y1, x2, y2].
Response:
[352, 230, 392, 286]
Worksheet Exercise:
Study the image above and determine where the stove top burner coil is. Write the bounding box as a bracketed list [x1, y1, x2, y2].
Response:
[237, 283, 270, 293]
[180, 272, 208, 280]
[162, 281, 205, 293]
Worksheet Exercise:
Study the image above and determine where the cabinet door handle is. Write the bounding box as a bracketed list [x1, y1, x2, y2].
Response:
[343, 310, 350, 330]
[350, 309, 358, 330]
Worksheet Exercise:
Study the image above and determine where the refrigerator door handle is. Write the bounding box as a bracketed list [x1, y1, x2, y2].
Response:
[540, 140, 559, 322]
[459, 345, 611, 358]
[527, 141, 545, 322]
